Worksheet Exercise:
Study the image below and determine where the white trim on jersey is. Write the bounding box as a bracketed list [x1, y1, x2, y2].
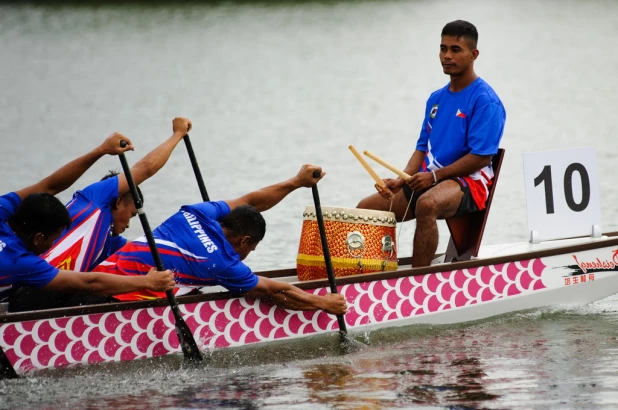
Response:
[44, 209, 102, 271]
[425, 141, 445, 171]
[133, 236, 209, 260]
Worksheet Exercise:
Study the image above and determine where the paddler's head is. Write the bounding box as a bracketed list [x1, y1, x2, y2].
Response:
[102, 171, 143, 236]
[8, 193, 72, 255]
[219, 205, 266, 261]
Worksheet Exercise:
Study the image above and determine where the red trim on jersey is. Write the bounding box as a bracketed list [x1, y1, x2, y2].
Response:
[66, 199, 93, 220]
[129, 242, 209, 264]
[93, 259, 176, 301]
[462, 176, 492, 210]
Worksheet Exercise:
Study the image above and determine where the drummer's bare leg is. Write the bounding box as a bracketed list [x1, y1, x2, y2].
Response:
[412, 180, 463, 267]
[356, 190, 414, 222]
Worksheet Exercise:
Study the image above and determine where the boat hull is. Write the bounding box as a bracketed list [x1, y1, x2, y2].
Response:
[1, 237, 618, 374]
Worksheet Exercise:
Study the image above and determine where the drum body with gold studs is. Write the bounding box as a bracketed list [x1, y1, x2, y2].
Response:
[296, 206, 398, 281]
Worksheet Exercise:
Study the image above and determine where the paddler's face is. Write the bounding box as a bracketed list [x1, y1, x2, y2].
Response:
[236, 236, 259, 261]
[440, 35, 478, 76]
[31, 228, 64, 254]
[111, 196, 138, 236]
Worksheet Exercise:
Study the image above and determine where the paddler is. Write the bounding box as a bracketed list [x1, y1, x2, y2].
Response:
[0, 133, 175, 309]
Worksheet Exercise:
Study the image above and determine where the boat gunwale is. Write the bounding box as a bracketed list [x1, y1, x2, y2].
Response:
[2, 231, 617, 324]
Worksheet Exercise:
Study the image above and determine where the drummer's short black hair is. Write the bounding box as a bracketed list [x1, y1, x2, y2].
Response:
[441, 20, 478, 50]
[221, 205, 266, 244]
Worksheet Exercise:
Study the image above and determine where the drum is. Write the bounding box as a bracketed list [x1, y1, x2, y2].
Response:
[296, 206, 398, 281]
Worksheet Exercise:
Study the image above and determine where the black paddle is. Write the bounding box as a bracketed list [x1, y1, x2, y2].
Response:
[183, 134, 210, 202]
[311, 170, 349, 344]
[118, 141, 203, 362]
[0, 345, 18, 380]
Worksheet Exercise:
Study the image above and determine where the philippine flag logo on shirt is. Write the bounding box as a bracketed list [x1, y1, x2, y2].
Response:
[456, 109, 466, 118]
[430, 104, 439, 118]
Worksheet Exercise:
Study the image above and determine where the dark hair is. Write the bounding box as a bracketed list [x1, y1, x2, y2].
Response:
[8, 193, 71, 237]
[101, 170, 144, 204]
[441, 20, 478, 49]
[220, 205, 266, 244]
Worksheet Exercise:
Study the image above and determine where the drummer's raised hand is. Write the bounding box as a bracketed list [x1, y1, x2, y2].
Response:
[295, 164, 326, 187]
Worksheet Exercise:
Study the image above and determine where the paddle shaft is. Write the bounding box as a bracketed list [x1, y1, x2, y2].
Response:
[118, 143, 203, 362]
[311, 170, 348, 335]
[0, 344, 18, 380]
[183, 134, 210, 202]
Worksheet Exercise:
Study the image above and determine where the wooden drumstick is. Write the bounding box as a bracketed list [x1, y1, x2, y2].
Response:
[349, 145, 386, 188]
[363, 150, 411, 179]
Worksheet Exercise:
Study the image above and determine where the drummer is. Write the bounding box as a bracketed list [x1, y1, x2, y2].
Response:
[356, 20, 506, 267]
[11, 164, 348, 316]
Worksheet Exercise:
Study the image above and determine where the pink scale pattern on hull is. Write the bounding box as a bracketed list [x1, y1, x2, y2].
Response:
[0, 259, 546, 373]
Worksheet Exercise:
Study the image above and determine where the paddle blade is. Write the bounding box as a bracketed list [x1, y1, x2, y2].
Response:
[164, 291, 203, 362]
[338, 331, 367, 354]
[0, 346, 18, 379]
[174, 317, 203, 362]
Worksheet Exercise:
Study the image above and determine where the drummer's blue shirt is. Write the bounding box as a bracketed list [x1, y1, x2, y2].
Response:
[95, 200, 259, 301]
[0, 193, 59, 299]
[416, 77, 505, 164]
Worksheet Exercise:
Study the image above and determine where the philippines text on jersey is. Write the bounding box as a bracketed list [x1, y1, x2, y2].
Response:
[182, 211, 218, 253]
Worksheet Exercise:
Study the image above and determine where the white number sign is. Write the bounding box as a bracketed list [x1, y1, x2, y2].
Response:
[523, 147, 601, 242]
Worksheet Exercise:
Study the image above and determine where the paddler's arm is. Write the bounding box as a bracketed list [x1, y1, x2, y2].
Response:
[116, 117, 192, 196]
[225, 164, 325, 212]
[15, 133, 134, 200]
[243, 276, 347, 315]
[42, 268, 176, 296]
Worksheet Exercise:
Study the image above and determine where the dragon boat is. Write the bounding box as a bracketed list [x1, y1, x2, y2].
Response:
[1, 231, 617, 376]
[2, 147, 617, 377]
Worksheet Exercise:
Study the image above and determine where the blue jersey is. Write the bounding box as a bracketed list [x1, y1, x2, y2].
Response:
[0, 193, 58, 299]
[416, 77, 506, 209]
[42, 176, 126, 272]
[95, 201, 259, 301]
